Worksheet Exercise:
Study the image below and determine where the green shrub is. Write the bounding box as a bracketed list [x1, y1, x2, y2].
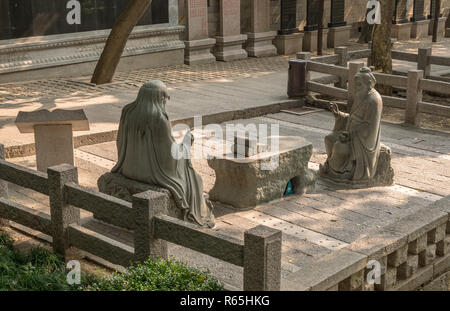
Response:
[86, 258, 224, 291]
[0, 232, 223, 291]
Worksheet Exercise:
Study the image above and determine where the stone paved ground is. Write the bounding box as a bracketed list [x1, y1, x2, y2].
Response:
[6, 109, 449, 290]
[2, 38, 450, 153]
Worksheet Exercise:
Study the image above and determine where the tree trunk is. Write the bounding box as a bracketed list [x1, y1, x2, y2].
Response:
[91, 0, 152, 85]
[370, 0, 395, 73]
[370, 0, 395, 94]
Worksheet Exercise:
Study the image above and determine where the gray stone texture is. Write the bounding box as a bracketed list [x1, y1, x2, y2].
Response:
[133, 190, 169, 261]
[243, 225, 282, 291]
[48, 164, 80, 256]
[0, 144, 8, 227]
[208, 136, 316, 208]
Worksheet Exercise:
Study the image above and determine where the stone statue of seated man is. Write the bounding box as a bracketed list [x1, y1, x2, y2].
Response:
[110, 80, 215, 228]
[319, 67, 394, 186]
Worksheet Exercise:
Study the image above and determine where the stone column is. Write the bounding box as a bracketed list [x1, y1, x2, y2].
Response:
[246, 0, 277, 57]
[243, 225, 282, 291]
[405, 70, 423, 126]
[215, 0, 248, 61]
[0, 144, 9, 228]
[303, 0, 328, 52]
[410, 0, 428, 38]
[327, 0, 351, 48]
[133, 191, 169, 262]
[274, 0, 304, 55]
[184, 0, 216, 65]
[168, 0, 179, 26]
[48, 164, 80, 257]
[392, 0, 413, 41]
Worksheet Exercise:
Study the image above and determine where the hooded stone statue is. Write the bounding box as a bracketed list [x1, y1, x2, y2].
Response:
[320, 67, 383, 184]
[112, 80, 215, 228]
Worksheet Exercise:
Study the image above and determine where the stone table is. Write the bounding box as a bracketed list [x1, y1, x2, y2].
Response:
[207, 136, 316, 209]
[15, 109, 89, 172]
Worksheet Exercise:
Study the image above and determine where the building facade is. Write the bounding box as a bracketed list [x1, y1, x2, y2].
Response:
[0, 0, 449, 82]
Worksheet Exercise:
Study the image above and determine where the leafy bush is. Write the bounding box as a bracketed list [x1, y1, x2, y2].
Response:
[86, 258, 224, 291]
[0, 232, 223, 291]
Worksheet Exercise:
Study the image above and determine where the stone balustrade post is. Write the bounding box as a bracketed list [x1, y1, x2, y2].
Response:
[417, 48, 432, 78]
[48, 164, 80, 257]
[243, 225, 282, 291]
[0, 144, 8, 228]
[335, 46, 348, 88]
[133, 191, 169, 262]
[405, 70, 424, 126]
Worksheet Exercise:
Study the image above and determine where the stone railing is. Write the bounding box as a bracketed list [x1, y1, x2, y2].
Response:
[0, 144, 282, 291]
[298, 45, 450, 83]
[295, 52, 450, 126]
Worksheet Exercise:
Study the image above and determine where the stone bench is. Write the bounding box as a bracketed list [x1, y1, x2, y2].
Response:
[207, 136, 316, 209]
[97, 172, 183, 229]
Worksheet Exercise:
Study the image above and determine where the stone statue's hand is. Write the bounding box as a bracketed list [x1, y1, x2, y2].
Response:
[339, 131, 350, 142]
[330, 102, 340, 116]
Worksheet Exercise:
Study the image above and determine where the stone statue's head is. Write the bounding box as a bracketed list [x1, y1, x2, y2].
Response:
[133, 80, 171, 135]
[355, 67, 376, 95]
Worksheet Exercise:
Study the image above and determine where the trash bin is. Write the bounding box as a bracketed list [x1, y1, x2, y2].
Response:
[287, 59, 307, 98]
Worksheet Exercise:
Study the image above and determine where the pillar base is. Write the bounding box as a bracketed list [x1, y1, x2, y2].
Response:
[215, 34, 248, 61]
[274, 32, 304, 55]
[246, 31, 278, 58]
[391, 22, 412, 41]
[303, 29, 329, 52]
[184, 38, 217, 65]
[411, 20, 429, 39]
[428, 17, 446, 36]
[327, 25, 351, 48]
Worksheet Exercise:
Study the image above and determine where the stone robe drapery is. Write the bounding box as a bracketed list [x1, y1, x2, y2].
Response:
[326, 89, 382, 182]
[112, 99, 214, 228]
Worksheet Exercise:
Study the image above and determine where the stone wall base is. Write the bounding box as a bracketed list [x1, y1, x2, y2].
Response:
[215, 34, 248, 61]
[411, 20, 430, 39]
[245, 31, 278, 58]
[184, 38, 217, 65]
[274, 32, 304, 55]
[428, 17, 447, 36]
[392, 23, 412, 41]
[0, 25, 185, 83]
[327, 25, 351, 48]
[303, 29, 329, 52]
[446, 28, 450, 38]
